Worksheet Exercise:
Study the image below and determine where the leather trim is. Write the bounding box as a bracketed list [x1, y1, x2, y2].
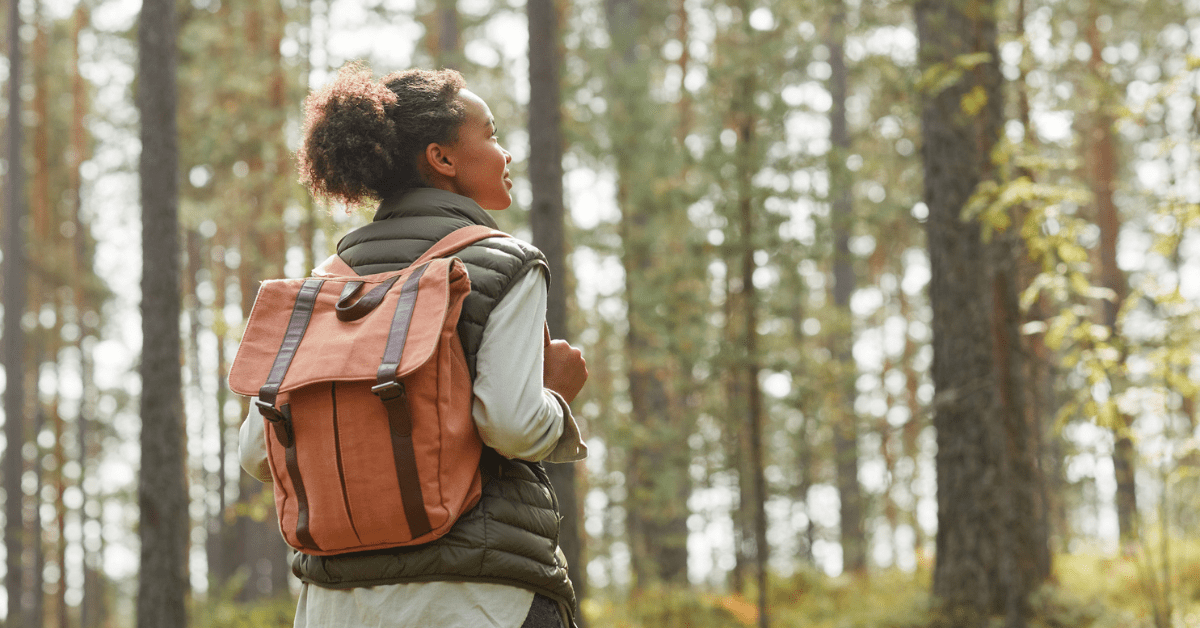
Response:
[375, 264, 433, 539]
[281, 403, 319, 551]
[258, 278, 324, 405]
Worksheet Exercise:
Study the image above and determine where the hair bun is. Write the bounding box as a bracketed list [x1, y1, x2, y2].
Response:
[297, 63, 468, 209]
[297, 62, 402, 207]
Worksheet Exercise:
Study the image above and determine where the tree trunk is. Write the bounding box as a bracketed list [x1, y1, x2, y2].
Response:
[724, 278, 749, 592]
[432, 0, 461, 69]
[138, 0, 189, 624]
[30, 395, 47, 628]
[211, 248, 233, 586]
[604, 0, 692, 587]
[785, 261, 815, 565]
[915, 0, 1047, 624]
[3, 0, 28, 622]
[734, 67, 769, 628]
[527, 0, 587, 617]
[1084, 3, 1136, 548]
[827, 0, 866, 576]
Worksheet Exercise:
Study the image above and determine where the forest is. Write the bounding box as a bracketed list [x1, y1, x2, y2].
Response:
[1, 0, 1198, 626]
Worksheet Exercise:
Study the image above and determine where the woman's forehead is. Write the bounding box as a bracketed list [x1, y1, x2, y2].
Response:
[458, 89, 493, 123]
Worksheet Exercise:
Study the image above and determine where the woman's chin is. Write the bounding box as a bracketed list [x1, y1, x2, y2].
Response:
[482, 195, 513, 211]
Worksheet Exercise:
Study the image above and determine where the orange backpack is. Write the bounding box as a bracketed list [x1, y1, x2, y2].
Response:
[228, 226, 507, 556]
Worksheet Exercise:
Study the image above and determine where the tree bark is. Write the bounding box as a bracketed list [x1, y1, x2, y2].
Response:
[1012, 0, 1055, 574]
[1084, 2, 1136, 547]
[734, 68, 769, 628]
[827, 0, 866, 576]
[604, 0, 692, 587]
[3, 0, 28, 622]
[138, 0, 189, 624]
[915, 0, 1047, 624]
[528, 0, 587, 616]
[434, 0, 461, 69]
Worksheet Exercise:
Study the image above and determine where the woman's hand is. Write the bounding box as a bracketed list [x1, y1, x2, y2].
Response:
[544, 337, 588, 404]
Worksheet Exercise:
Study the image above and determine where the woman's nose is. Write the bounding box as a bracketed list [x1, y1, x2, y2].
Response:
[503, 148, 512, 163]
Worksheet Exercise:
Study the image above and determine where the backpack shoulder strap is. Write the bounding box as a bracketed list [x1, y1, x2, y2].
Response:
[411, 225, 510, 267]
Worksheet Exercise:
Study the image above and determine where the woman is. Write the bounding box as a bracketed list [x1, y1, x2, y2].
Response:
[239, 62, 588, 628]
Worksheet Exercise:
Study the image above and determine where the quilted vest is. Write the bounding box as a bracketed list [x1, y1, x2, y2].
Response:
[290, 188, 576, 622]
[335, 187, 549, 379]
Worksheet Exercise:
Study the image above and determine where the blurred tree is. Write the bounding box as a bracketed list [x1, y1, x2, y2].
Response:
[915, 0, 1047, 625]
[732, 57, 770, 628]
[3, 0, 28, 625]
[1082, 0, 1135, 548]
[137, 0, 189, 625]
[825, 0, 865, 576]
[433, 0, 461, 69]
[603, 0, 695, 587]
[528, 0, 588, 615]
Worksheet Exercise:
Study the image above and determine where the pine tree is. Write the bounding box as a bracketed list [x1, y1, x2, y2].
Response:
[137, 0, 189, 623]
[528, 0, 587, 613]
[3, 0, 29, 623]
[916, 0, 1047, 623]
[826, 0, 865, 576]
[603, 0, 694, 586]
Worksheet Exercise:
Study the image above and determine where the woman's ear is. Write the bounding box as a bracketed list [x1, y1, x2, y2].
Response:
[424, 142, 456, 178]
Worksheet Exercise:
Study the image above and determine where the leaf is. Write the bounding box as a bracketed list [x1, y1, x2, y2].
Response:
[1151, 234, 1179, 257]
[960, 85, 989, 117]
[1068, 271, 1094, 296]
[1045, 312, 1076, 351]
[954, 52, 994, 70]
[1096, 401, 1120, 430]
[1059, 242, 1089, 264]
[917, 62, 964, 97]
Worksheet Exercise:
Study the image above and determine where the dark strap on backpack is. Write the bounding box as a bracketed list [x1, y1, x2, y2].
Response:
[335, 275, 401, 321]
[256, 277, 324, 551]
[372, 263, 433, 539]
[366, 226, 507, 540]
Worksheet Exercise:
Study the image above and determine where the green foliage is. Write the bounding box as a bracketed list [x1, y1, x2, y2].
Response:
[190, 594, 297, 628]
[584, 586, 749, 628]
[190, 572, 296, 628]
[585, 568, 933, 628]
[917, 52, 994, 97]
[583, 549, 1200, 628]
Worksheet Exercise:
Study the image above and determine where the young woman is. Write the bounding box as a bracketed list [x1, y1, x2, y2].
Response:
[239, 62, 588, 628]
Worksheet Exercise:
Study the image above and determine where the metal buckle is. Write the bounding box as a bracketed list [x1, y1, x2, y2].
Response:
[255, 399, 284, 423]
[371, 380, 406, 400]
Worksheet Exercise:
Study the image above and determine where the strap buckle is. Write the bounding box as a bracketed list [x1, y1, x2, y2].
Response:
[257, 400, 295, 447]
[371, 380, 406, 401]
[255, 398, 285, 423]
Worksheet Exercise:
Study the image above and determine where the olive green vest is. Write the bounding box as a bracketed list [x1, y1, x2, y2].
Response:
[335, 187, 549, 379]
[290, 188, 576, 622]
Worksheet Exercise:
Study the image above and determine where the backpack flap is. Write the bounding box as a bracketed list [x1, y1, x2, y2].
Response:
[228, 256, 471, 398]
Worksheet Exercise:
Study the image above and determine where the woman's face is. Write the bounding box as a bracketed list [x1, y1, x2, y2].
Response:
[440, 89, 513, 210]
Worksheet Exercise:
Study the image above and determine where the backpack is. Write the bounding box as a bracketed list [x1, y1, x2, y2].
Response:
[228, 225, 508, 556]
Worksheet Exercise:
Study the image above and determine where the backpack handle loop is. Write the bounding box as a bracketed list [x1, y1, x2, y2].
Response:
[335, 275, 401, 321]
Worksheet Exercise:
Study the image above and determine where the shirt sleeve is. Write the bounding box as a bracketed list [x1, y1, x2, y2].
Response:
[238, 400, 273, 483]
[471, 268, 587, 463]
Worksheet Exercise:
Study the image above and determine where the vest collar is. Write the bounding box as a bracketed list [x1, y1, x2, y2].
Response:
[374, 188, 499, 229]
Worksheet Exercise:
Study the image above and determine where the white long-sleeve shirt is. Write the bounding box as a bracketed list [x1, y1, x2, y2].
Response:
[239, 267, 586, 628]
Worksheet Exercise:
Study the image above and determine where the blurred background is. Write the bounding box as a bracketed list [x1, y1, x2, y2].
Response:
[1, 0, 1198, 626]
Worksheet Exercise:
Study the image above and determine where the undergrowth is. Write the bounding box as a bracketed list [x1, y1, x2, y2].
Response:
[185, 546, 1200, 627]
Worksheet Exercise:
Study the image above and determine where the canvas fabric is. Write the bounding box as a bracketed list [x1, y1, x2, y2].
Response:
[229, 226, 509, 556]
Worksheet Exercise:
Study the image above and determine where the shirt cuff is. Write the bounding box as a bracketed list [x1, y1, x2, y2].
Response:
[542, 390, 588, 463]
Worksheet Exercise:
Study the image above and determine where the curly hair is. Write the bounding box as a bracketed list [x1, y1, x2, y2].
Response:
[297, 62, 467, 207]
